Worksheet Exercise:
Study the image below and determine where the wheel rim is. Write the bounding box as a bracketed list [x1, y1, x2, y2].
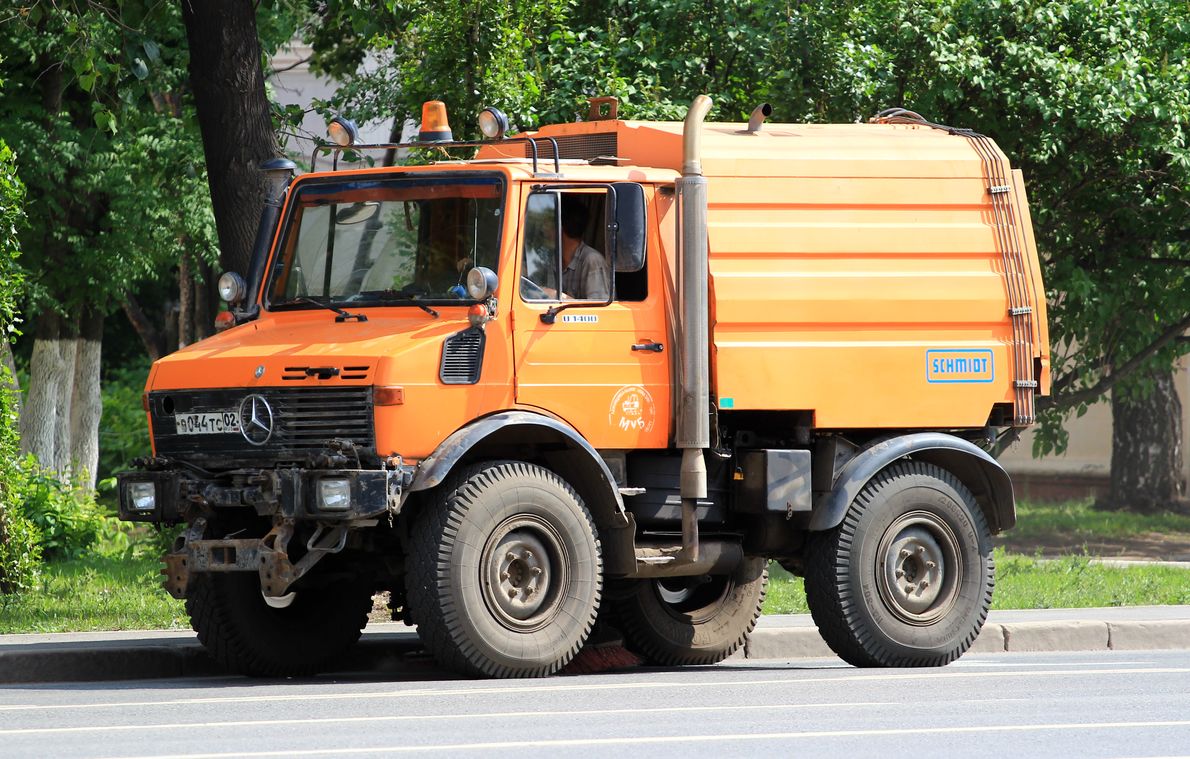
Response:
[481, 514, 570, 632]
[875, 510, 962, 625]
[652, 575, 731, 624]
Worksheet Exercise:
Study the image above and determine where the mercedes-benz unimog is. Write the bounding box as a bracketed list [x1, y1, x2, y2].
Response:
[118, 96, 1049, 677]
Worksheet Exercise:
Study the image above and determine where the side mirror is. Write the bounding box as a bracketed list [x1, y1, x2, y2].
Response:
[610, 183, 646, 273]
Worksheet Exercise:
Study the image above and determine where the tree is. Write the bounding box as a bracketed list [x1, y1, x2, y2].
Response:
[760, 0, 1190, 511]
[0, 2, 217, 487]
[180, 0, 280, 282]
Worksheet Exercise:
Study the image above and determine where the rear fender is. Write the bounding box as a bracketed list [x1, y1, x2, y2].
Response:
[809, 432, 1015, 534]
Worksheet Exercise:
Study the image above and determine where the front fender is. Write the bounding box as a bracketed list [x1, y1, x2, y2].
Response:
[410, 410, 626, 517]
[810, 432, 1015, 534]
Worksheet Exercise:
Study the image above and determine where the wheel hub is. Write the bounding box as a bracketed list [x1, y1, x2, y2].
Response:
[481, 516, 569, 632]
[876, 511, 962, 625]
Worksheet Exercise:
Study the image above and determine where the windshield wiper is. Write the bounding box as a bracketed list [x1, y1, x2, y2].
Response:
[355, 290, 440, 319]
[294, 296, 368, 323]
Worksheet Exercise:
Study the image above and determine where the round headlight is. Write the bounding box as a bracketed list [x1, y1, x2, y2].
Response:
[328, 116, 360, 147]
[478, 107, 509, 139]
[217, 272, 247, 305]
[465, 266, 499, 300]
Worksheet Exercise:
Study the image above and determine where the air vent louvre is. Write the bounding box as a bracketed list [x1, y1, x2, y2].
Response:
[280, 365, 372, 381]
[440, 328, 486, 385]
[524, 133, 619, 165]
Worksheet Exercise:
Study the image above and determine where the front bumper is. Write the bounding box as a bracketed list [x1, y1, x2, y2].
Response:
[116, 464, 414, 524]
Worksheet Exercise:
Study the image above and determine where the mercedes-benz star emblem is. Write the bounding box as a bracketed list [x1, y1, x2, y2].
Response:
[238, 394, 274, 446]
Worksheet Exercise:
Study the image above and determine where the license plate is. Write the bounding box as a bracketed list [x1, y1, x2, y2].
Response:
[175, 411, 241, 435]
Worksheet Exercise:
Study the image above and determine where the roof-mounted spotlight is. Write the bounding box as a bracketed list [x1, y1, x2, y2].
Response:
[478, 107, 509, 140]
[328, 116, 360, 147]
[418, 100, 453, 142]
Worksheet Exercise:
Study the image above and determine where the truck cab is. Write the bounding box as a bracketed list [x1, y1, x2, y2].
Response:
[119, 98, 1048, 678]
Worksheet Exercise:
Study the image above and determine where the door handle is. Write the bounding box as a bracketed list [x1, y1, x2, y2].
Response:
[631, 342, 664, 353]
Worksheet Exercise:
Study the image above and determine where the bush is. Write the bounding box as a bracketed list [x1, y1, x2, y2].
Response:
[15, 456, 108, 561]
[0, 504, 40, 594]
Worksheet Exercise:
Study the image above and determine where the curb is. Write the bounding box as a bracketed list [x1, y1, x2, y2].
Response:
[3, 610, 1188, 685]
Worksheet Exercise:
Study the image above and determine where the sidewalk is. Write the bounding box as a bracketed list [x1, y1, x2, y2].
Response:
[3, 606, 1188, 685]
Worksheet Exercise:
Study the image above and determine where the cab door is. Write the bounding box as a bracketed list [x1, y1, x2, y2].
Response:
[511, 184, 670, 450]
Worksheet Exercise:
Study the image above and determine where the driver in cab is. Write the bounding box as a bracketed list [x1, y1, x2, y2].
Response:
[524, 200, 610, 301]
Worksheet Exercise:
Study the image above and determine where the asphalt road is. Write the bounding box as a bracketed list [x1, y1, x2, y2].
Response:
[2, 650, 1189, 758]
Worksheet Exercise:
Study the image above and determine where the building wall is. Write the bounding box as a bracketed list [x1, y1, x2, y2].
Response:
[998, 356, 1190, 500]
[269, 43, 394, 169]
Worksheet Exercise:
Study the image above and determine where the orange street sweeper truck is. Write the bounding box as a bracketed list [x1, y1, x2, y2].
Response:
[118, 96, 1049, 677]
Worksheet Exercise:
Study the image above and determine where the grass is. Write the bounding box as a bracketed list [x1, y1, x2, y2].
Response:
[1009, 498, 1190, 545]
[761, 550, 1190, 615]
[0, 554, 187, 634]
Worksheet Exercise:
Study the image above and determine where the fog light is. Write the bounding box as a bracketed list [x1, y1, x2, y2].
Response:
[129, 481, 157, 512]
[318, 479, 352, 511]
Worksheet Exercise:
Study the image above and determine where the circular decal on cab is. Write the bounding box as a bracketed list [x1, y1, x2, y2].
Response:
[609, 385, 655, 434]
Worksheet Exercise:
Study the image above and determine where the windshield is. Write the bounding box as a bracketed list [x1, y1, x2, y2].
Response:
[266, 175, 504, 308]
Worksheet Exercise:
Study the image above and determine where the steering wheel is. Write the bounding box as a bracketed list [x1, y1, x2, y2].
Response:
[520, 276, 550, 300]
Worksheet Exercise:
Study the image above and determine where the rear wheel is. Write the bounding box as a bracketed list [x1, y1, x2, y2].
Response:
[804, 461, 994, 667]
[186, 571, 373, 677]
[406, 461, 602, 678]
[615, 557, 768, 665]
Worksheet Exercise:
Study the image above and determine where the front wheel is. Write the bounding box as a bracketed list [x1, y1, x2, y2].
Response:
[406, 461, 602, 678]
[804, 461, 994, 667]
[614, 557, 768, 666]
[186, 572, 374, 677]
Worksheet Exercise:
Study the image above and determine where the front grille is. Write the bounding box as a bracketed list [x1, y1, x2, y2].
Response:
[150, 386, 374, 466]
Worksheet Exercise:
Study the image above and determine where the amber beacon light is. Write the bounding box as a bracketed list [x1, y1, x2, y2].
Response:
[418, 100, 453, 142]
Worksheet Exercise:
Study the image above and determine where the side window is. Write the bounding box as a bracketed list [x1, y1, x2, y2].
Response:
[520, 191, 638, 302]
[520, 193, 559, 301]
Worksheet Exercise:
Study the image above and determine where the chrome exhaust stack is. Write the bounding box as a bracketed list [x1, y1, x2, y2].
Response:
[675, 95, 713, 563]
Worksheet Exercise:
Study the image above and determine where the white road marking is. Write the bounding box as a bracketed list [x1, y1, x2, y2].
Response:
[1, 666, 1186, 713]
[0, 699, 898, 735]
[954, 659, 1156, 668]
[111, 720, 1190, 759]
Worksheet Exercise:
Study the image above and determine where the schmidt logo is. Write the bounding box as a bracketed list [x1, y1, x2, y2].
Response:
[926, 349, 995, 384]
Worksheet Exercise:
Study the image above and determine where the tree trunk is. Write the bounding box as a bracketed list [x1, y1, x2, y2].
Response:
[181, 0, 277, 278]
[19, 312, 64, 467]
[51, 311, 80, 476]
[69, 306, 104, 489]
[178, 256, 195, 348]
[194, 259, 215, 341]
[122, 295, 165, 361]
[1105, 370, 1185, 513]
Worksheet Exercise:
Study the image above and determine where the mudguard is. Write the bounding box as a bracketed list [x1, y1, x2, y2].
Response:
[410, 410, 626, 518]
[809, 432, 1015, 534]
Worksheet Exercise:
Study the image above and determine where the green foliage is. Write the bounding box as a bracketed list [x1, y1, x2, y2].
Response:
[0, 502, 41, 595]
[0, 2, 219, 316]
[0, 138, 23, 335]
[14, 457, 108, 561]
[98, 363, 151, 483]
[0, 75, 34, 595]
